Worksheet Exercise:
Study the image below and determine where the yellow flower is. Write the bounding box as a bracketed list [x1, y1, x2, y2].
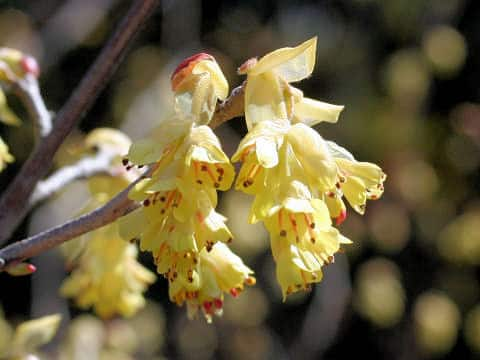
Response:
[232, 119, 338, 200]
[325, 142, 386, 216]
[123, 184, 232, 256]
[128, 122, 234, 193]
[171, 53, 229, 125]
[239, 37, 343, 130]
[261, 180, 350, 298]
[166, 243, 255, 322]
[61, 223, 156, 319]
[0, 137, 13, 173]
[61, 130, 156, 319]
[0, 313, 61, 359]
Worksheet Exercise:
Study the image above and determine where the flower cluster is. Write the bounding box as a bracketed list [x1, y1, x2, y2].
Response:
[119, 38, 385, 318]
[232, 38, 386, 298]
[121, 54, 254, 321]
[60, 129, 156, 319]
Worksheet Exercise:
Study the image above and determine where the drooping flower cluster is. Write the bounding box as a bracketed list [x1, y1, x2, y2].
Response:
[60, 129, 156, 319]
[232, 38, 386, 298]
[121, 54, 254, 321]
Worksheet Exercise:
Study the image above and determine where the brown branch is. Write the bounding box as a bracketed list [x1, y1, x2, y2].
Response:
[0, 0, 159, 245]
[0, 84, 246, 271]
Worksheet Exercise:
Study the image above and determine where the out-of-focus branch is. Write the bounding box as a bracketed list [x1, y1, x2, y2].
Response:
[0, 85, 246, 271]
[0, 0, 159, 245]
[28, 148, 118, 207]
[11, 74, 52, 138]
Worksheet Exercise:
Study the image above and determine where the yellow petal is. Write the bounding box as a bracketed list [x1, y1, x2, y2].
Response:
[11, 314, 61, 354]
[244, 72, 288, 130]
[248, 37, 317, 82]
[192, 59, 229, 100]
[286, 123, 337, 191]
[293, 97, 344, 126]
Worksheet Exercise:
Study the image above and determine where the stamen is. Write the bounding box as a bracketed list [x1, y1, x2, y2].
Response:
[240, 144, 255, 162]
[214, 298, 223, 309]
[303, 213, 316, 241]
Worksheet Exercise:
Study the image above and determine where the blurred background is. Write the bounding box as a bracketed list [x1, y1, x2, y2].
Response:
[0, 0, 480, 359]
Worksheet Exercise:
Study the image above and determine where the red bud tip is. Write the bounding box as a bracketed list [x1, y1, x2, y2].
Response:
[213, 298, 223, 309]
[20, 56, 40, 77]
[237, 57, 258, 75]
[335, 209, 347, 226]
[6, 262, 37, 276]
[171, 53, 214, 91]
[230, 288, 239, 297]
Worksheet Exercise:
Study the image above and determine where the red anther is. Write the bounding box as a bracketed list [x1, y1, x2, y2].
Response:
[230, 288, 239, 297]
[213, 298, 223, 309]
[203, 301, 213, 313]
[20, 56, 40, 77]
[27, 264, 37, 273]
[335, 209, 347, 226]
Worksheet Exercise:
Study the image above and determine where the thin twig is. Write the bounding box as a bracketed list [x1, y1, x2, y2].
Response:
[28, 148, 118, 207]
[0, 0, 159, 245]
[0, 84, 246, 270]
[10, 74, 52, 138]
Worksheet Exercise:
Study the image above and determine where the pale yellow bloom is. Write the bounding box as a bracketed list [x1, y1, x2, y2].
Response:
[61, 223, 156, 319]
[61, 130, 156, 319]
[0, 312, 61, 359]
[0, 137, 13, 173]
[171, 53, 229, 124]
[262, 181, 350, 298]
[240, 37, 343, 130]
[232, 119, 338, 201]
[165, 243, 255, 322]
[128, 122, 234, 193]
[329, 156, 386, 216]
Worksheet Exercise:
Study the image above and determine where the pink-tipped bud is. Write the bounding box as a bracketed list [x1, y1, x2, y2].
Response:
[6, 262, 37, 276]
[20, 56, 40, 77]
[237, 57, 258, 75]
[335, 209, 347, 226]
[171, 52, 214, 91]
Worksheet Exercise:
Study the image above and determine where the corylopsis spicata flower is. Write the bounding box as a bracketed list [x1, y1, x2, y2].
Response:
[60, 129, 155, 319]
[120, 53, 254, 320]
[234, 38, 385, 297]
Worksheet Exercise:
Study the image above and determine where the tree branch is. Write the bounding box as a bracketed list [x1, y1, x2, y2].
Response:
[0, 0, 159, 245]
[28, 148, 118, 207]
[0, 83, 246, 271]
